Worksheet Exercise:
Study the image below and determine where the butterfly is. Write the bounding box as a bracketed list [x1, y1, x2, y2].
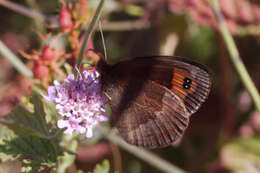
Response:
[95, 56, 212, 149]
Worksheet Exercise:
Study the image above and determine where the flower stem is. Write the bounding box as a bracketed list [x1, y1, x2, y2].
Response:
[209, 0, 260, 112]
[0, 40, 33, 78]
[77, 0, 105, 69]
[105, 129, 186, 173]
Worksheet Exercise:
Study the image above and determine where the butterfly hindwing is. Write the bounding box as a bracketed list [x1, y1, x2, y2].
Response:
[98, 56, 212, 148]
[105, 79, 189, 148]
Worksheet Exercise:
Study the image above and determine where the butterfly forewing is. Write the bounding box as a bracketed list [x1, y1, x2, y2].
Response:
[98, 56, 212, 148]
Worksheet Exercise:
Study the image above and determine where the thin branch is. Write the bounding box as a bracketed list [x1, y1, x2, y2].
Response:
[0, 40, 33, 79]
[0, 0, 150, 32]
[105, 129, 187, 173]
[109, 142, 122, 173]
[0, 0, 47, 21]
[77, 0, 105, 69]
[237, 25, 260, 37]
[209, 0, 260, 112]
[100, 20, 150, 31]
[99, 20, 107, 61]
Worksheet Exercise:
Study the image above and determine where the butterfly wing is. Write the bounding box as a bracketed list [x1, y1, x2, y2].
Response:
[107, 79, 190, 148]
[99, 56, 212, 148]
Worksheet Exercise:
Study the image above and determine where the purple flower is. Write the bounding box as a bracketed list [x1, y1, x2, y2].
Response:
[42, 68, 108, 138]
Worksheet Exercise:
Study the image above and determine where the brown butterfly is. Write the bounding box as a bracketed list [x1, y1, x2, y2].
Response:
[95, 56, 212, 149]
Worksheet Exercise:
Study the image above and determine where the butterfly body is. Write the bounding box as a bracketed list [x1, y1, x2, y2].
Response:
[96, 56, 212, 148]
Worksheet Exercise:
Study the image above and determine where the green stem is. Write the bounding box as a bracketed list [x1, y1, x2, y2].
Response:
[0, 40, 33, 79]
[76, 0, 105, 69]
[25, 0, 46, 34]
[237, 25, 260, 37]
[209, 0, 260, 112]
[105, 129, 186, 173]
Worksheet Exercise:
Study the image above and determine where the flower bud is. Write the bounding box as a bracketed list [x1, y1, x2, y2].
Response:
[79, 34, 94, 56]
[42, 45, 55, 61]
[74, 0, 90, 22]
[238, 90, 252, 112]
[33, 61, 49, 80]
[239, 123, 254, 138]
[236, 0, 254, 23]
[59, 6, 74, 32]
[250, 111, 260, 130]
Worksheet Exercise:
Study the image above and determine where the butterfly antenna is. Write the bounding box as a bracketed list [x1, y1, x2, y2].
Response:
[104, 92, 112, 101]
[98, 20, 107, 61]
[74, 65, 83, 79]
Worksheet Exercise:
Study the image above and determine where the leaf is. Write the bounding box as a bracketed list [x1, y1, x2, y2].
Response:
[0, 136, 60, 172]
[221, 137, 260, 173]
[0, 124, 15, 161]
[222, 143, 260, 173]
[0, 124, 14, 140]
[57, 136, 78, 173]
[0, 92, 56, 139]
[236, 137, 260, 156]
[44, 100, 59, 123]
[93, 160, 110, 173]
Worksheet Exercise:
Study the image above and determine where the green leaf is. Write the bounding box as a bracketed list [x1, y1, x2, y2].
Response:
[77, 170, 84, 173]
[0, 124, 14, 140]
[0, 136, 60, 172]
[44, 100, 59, 123]
[236, 137, 260, 156]
[0, 124, 15, 161]
[93, 160, 110, 173]
[0, 93, 56, 139]
[125, 4, 144, 16]
[188, 26, 217, 61]
[222, 141, 260, 172]
[31, 92, 50, 135]
[221, 137, 260, 172]
[57, 136, 78, 173]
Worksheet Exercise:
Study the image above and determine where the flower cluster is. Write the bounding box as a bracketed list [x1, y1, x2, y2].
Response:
[42, 68, 108, 138]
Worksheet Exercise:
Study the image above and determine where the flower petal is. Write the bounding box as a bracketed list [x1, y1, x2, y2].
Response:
[99, 114, 109, 122]
[67, 74, 75, 80]
[64, 127, 74, 136]
[48, 86, 56, 97]
[86, 128, 93, 138]
[57, 119, 68, 128]
[54, 80, 60, 86]
[76, 125, 86, 134]
[40, 92, 51, 102]
[42, 68, 108, 139]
